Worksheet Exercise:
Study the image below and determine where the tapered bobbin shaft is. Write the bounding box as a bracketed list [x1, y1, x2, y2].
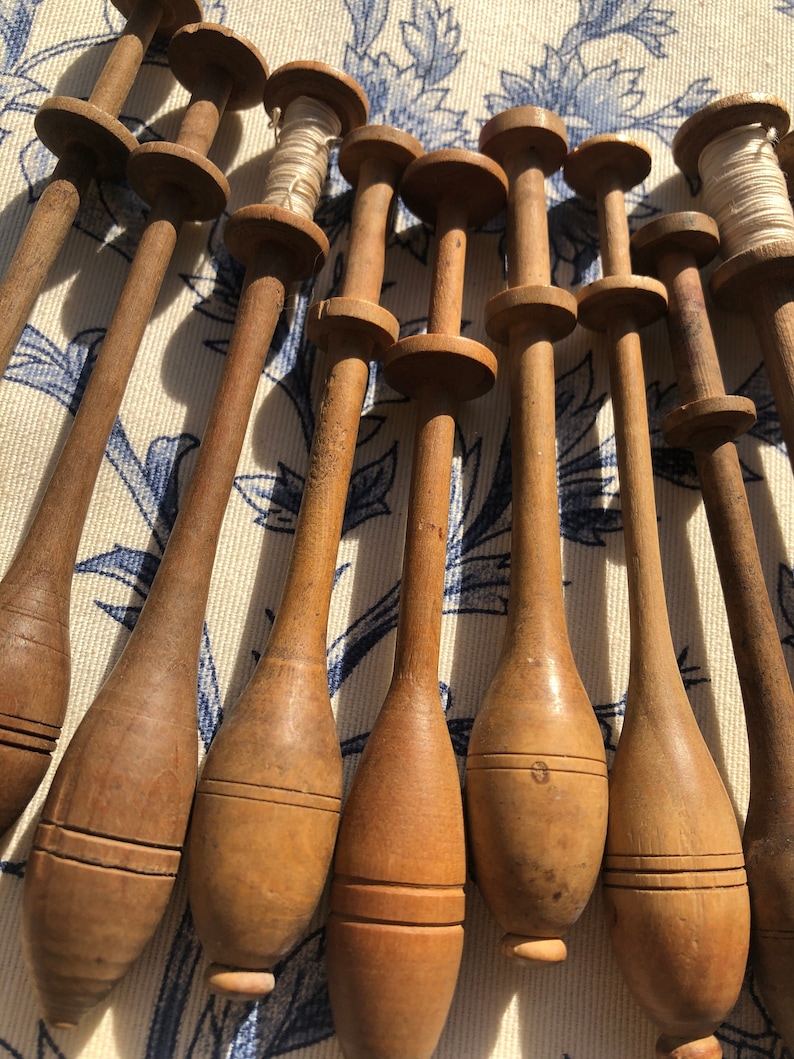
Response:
[633, 211, 794, 1055]
[21, 61, 366, 1030]
[326, 148, 506, 1059]
[673, 94, 794, 475]
[187, 123, 420, 1002]
[565, 137, 750, 1059]
[0, 21, 266, 841]
[0, 0, 203, 380]
[466, 106, 608, 966]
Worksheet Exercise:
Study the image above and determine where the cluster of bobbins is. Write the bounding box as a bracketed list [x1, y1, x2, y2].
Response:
[1, 1, 794, 1055]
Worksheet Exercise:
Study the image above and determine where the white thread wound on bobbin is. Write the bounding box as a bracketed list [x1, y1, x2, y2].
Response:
[262, 97, 342, 219]
[699, 125, 794, 258]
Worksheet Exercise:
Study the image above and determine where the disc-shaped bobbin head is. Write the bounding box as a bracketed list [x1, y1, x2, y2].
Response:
[400, 149, 508, 228]
[167, 23, 269, 111]
[384, 333, 497, 403]
[264, 62, 368, 136]
[672, 92, 790, 177]
[112, 0, 203, 39]
[479, 106, 568, 176]
[564, 134, 652, 199]
[338, 125, 424, 188]
[34, 97, 138, 179]
[631, 212, 719, 275]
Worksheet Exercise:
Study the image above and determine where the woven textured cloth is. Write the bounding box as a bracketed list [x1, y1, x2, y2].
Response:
[0, 1, 792, 1057]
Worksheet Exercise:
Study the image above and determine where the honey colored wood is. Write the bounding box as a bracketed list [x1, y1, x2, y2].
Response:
[466, 107, 608, 966]
[186, 124, 420, 1000]
[326, 148, 505, 1059]
[672, 94, 794, 478]
[20, 60, 365, 1030]
[0, 22, 265, 841]
[0, 0, 203, 380]
[564, 138, 750, 1059]
[632, 211, 794, 1054]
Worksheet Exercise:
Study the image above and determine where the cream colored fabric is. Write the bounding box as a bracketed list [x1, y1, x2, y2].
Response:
[0, 1, 791, 1057]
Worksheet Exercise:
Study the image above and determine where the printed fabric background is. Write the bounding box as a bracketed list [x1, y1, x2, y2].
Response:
[0, 0, 792, 1057]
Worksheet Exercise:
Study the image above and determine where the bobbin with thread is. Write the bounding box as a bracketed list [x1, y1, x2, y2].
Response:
[186, 61, 369, 1003]
[673, 93, 794, 473]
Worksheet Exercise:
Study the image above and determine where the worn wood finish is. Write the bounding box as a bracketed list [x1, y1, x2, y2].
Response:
[564, 137, 750, 1059]
[0, 0, 203, 381]
[632, 211, 794, 1054]
[0, 22, 265, 840]
[466, 107, 609, 966]
[186, 124, 419, 1001]
[326, 147, 506, 1059]
[673, 94, 794, 478]
[20, 60, 365, 1030]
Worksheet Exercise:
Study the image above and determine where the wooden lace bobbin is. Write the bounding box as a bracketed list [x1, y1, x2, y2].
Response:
[632, 210, 794, 1055]
[564, 137, 750, 1059]
[673, 94, 794, 475]
[20, 61, 364, 1030]
[187, 124, 421, 1001]
[0, 20, 264, 839]
[325, 148, 506, 1059]
[0, 0, 203, 379]
[466, 106, 609, 967]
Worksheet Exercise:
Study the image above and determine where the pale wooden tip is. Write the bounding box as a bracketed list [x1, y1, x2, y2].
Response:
[499, 933, 567, 964]
[206, 964, 276, 1000]
[656, 1034, 723, 1059]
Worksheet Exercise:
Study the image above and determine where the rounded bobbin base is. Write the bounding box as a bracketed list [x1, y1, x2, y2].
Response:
[167, 22, 269, 110]
[485, 284, 577, 345]
[576, 274, 667, 332]
[500, 934, 568, 964]
[206, 964, 276, 1000]
[306, 296, 399, 355]
[655, 1034, 722, 1059]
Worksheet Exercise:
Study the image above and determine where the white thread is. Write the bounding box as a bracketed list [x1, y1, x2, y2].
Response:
[699, 124, 794, 258]
[262, 97, 342, 219]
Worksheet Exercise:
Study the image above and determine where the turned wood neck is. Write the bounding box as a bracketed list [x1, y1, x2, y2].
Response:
[503, 149, 551, 288]
[120, 248, 293, 667]
[503, 326, 569, 647]
[392, 383, 457, 685]
[607, 314, 680, 679]
[597, 169, 632, 278]
[266, 339, 372, 661]
[176, 66, 234, 157]
[89, 0, 163, 117]
[427, 199, 468, 335]
[341, 156, 402, 303]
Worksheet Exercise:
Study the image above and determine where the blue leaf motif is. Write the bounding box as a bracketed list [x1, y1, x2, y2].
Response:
[343, 441, 398, 533]
[400, 0, 464, 86]
[344, 45, 469, 152]
[5, 325, 102, 411]
[234, 463, 304, 534]
[739, 364, 786, 454]
[343, 0, 389, 52]
[571, 0, 675, 57]
[0, 0, 41, 76]
[75, 544, 159, 599]
[146, 907, 202, 1059]
[104, 423, 200, 549]
[0, 860, 24, 877]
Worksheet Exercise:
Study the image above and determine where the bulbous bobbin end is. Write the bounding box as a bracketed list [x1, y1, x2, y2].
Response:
[206, 964, 276, 1000]
[655, 1033, 723, 1059]
[500, 933, 567, 965]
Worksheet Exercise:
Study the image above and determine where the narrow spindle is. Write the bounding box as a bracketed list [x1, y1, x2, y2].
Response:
[633, 210, 794, 1054]
[466, 105, 608, 964]
[564, 136, 750, 1059]
[326, 147, 507, 1059]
